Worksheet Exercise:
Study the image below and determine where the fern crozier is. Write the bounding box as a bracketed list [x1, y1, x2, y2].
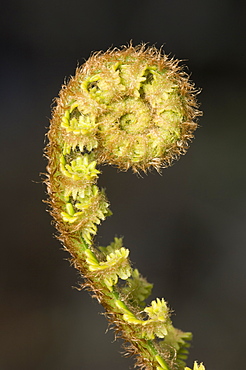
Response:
[45, 44, 203, 370]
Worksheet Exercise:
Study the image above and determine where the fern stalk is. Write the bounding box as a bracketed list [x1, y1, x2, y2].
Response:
[45, 44, 204, 370]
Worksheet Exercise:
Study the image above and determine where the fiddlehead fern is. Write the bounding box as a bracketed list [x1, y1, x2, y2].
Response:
[45, 44, 203, 370]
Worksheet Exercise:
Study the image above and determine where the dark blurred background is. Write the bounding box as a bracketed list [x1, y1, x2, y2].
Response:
[1, 1, 246, 369]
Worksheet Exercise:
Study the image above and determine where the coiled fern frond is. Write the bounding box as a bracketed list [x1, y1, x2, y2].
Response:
[45, 44, 203, 370]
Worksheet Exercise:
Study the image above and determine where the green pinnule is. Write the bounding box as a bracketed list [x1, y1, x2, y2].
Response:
[45, 44, 203, 370]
